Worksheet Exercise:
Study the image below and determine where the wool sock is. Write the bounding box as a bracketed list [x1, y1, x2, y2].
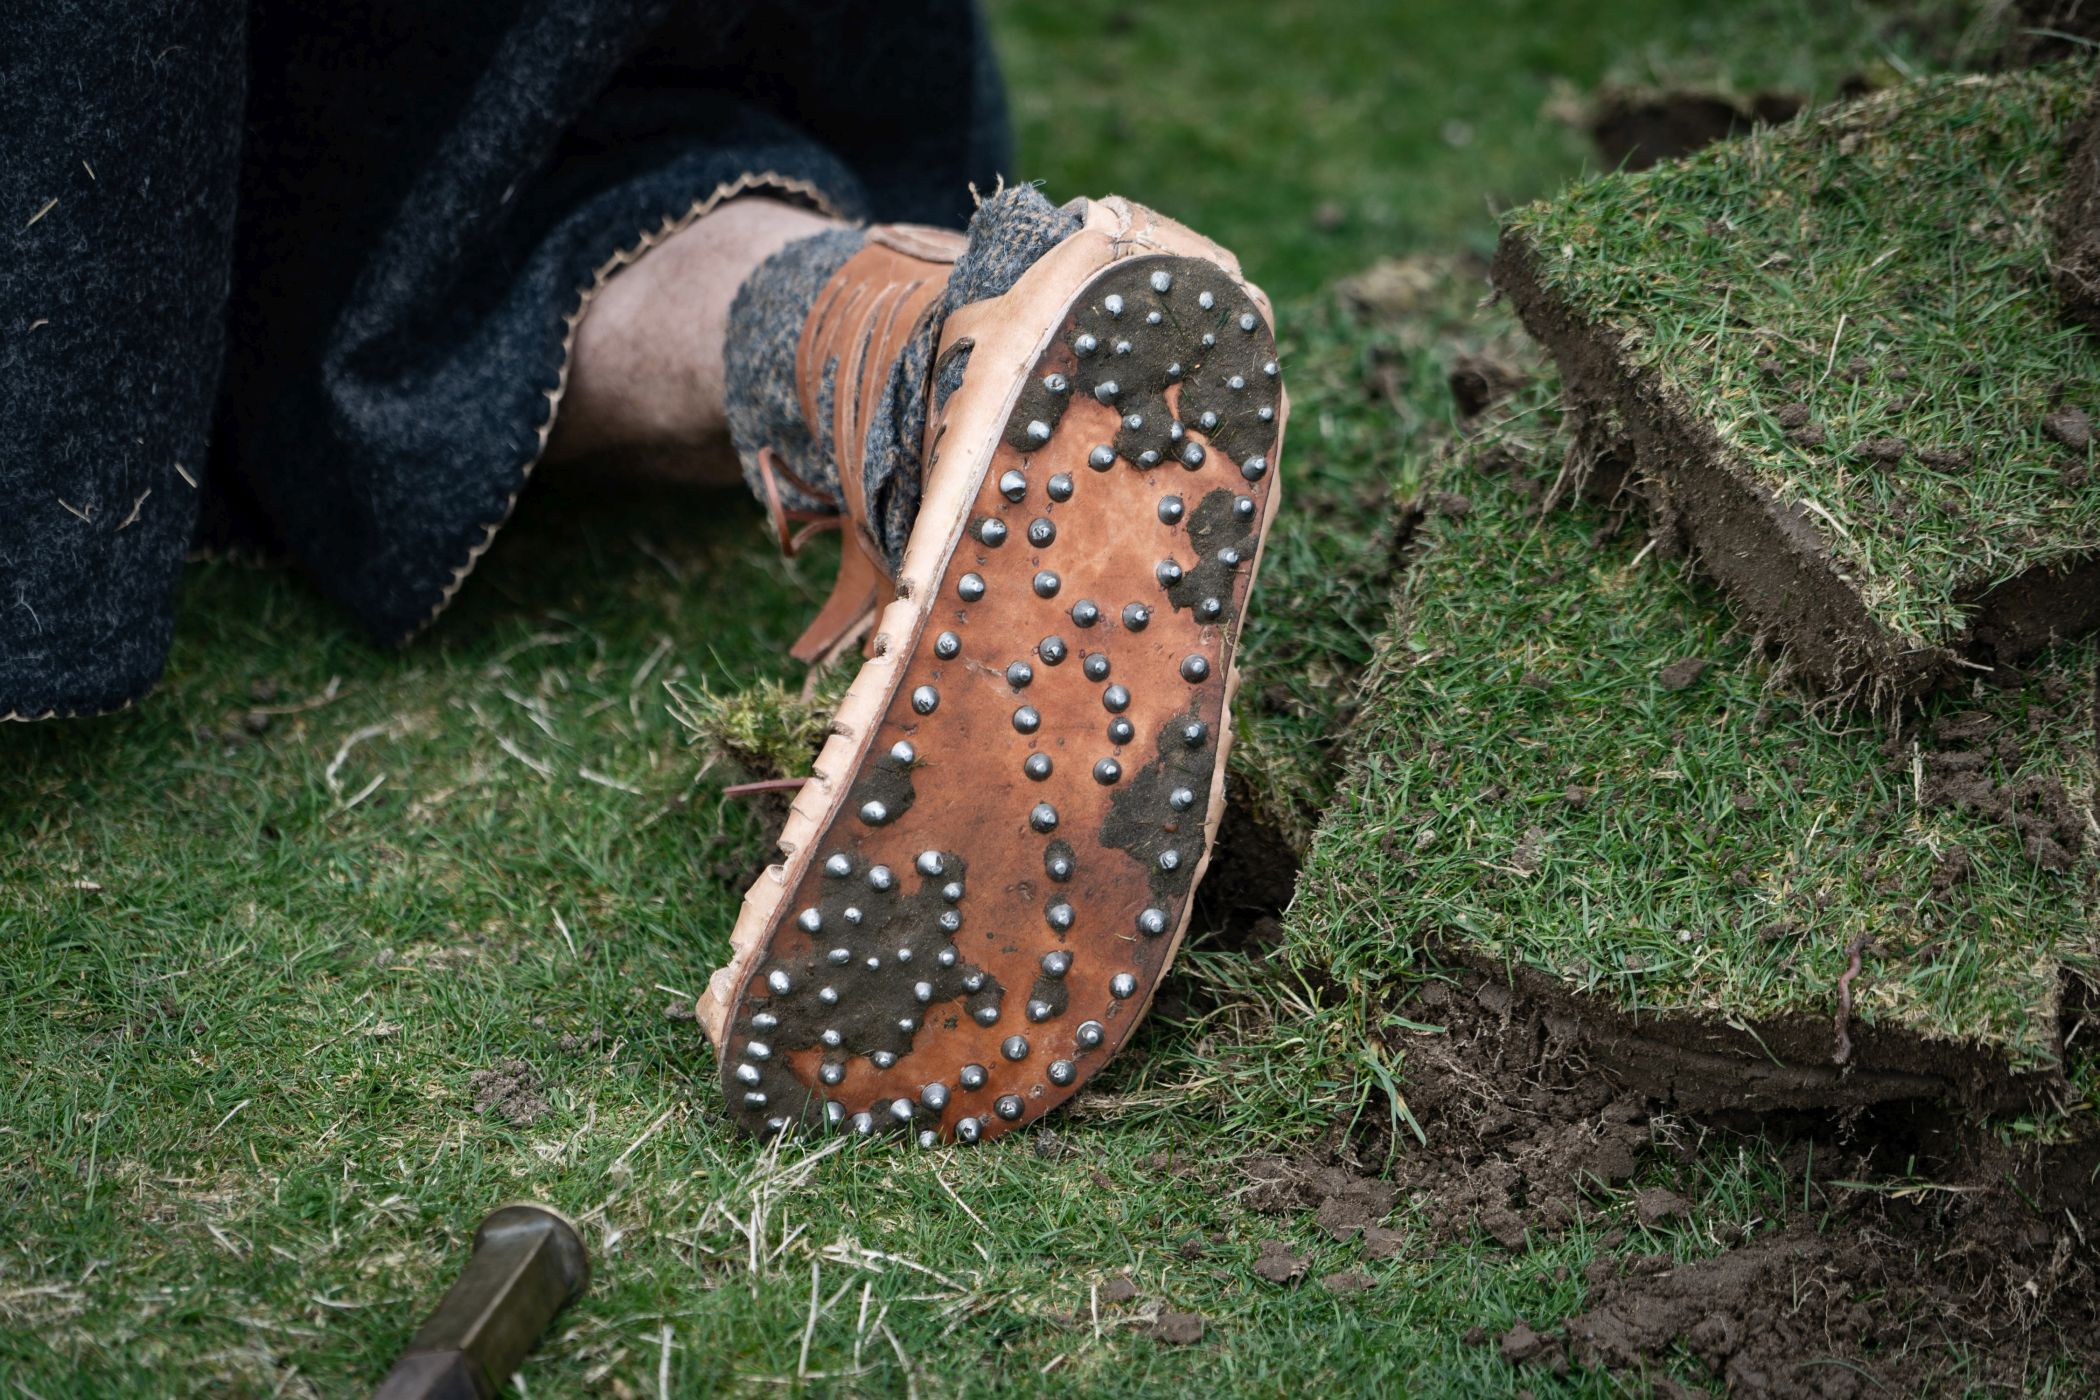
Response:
[724, 185, 1083, 569]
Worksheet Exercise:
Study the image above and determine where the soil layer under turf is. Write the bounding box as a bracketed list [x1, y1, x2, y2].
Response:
[1498, 69, 2100, 701]
[2057, 72, 2100, 333]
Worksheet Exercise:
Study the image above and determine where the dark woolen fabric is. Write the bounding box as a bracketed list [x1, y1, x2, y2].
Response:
[1, 3, 247, 719]
[2, 0, 1011, 719]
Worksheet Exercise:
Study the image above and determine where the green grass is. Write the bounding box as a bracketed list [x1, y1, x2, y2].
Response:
[1291, 302, 2096, 1083]
[1504, 68, 2100, 654]
[0, 486, 1617, 1395]
[2, 3, 2080, 1395]
[993, 0, 1981, 300]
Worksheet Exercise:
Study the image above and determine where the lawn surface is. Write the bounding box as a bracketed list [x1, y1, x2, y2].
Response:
[3, 3, 2083, 1397]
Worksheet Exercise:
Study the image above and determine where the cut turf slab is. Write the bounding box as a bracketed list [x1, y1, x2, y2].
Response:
[1498, 70, 2100, 701]
[1290, 325, 2099, 1116]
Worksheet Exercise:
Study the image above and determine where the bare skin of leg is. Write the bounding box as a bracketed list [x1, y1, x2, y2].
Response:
[543, 196, 845, 484]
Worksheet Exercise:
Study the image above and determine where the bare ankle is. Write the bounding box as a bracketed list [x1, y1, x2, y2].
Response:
[543, 196, 845, 480]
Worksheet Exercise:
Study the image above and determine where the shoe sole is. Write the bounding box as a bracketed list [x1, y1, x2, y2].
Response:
[700, 208, 1285, 1145]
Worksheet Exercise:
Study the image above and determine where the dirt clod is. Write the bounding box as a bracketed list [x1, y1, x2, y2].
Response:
[1498, 1317, 1565, 1370]
[1855, 436, 1907, 465]
[1313, 1175, 1399, 1240]
[1362, 1225, 1407, 1260]
[1252, 1238, 1309, 1284]
[1102, 1275, 1139, 1304]
[1658, 657, 1709, 690]
[1149, 1311, 1206, 1345]
[1319, 1268, 1373, 1295]
[2043, 406, 2092, 452]
[1774, 402, 1813, 429]
[1243, 1155, 1400, 1240]
[1633, 1188, 1690, 1227]
[467, 1059, 549, 1126]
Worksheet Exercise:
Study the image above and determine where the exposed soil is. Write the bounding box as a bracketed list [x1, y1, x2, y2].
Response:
[1190, 777, 1302, 948]
[1248, 971, 2100, 1396]
[1589, 88, 1805, 172]
[1494, 226, 2100, 701]
[1447, 350, 1531, 421]
[2057, 77, 2100, 332]
[2003, 0, 2100, 66]
[1914, 710, 2088, 872]
[2045, 405, 2094, 453]
[468, 1058, 550, 1126]
[1657, 656, 1709, 691]
[1252, 1238, 1309, 1283]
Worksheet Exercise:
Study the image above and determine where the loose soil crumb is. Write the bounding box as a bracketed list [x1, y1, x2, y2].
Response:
[1498, 1317, 1566, 1371]
[1102, 1275, 1139, 1304]
[467, 1059, 549, 1126]
[1258, 973, 2100, 1394]
[1252, 1238, 1309, 1284]
[1318, 1268, 1373, 1295]
[1632, 1188, 1690, 1227]
[1657, 657, 1709, 691]
[1149, 1311, 1206, 1345]
[2043, 406, 2093, 452]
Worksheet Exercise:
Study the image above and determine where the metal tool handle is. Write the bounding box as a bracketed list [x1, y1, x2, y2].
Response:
[373, 1202, 590, 1400]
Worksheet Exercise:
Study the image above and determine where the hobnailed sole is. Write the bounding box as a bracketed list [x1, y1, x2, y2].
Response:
[701, 214, 1286, 1145]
